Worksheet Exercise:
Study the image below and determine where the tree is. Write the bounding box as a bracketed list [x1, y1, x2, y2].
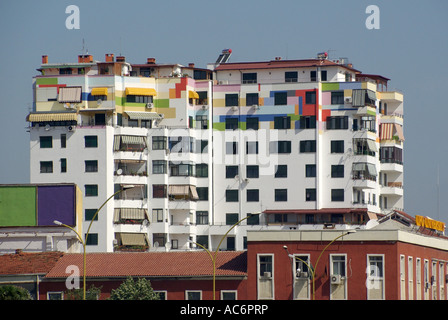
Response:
[109, 276, 160, 300]
[0, 285, 32, 300]
[64, 285, 102, 300]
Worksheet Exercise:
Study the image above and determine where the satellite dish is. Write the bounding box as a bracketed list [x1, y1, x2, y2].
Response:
[116, 169, 122, 175]
[154, 241, 159, 248]
[44, 124, 51, 131]
[97, 99, 102, 105]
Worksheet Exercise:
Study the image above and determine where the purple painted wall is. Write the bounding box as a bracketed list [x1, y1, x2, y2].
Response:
[37, 185, 75, 226]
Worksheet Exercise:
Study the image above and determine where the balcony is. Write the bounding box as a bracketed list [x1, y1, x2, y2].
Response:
[381, 182, 403, 196]
[169, 200, 197, 211]
[380, 161, 403, 173]
[379, 91, 403, 102]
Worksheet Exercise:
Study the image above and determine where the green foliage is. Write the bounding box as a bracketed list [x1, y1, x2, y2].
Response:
[64, 285, 102, 300]
[108, 276, 160, 300]
[0, 285, 32, 300]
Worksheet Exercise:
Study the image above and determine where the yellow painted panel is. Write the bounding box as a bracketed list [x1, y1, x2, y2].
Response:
[157, 108, 176, 119]
[213, 99, 226, 107]
[169, 88, 177, 99]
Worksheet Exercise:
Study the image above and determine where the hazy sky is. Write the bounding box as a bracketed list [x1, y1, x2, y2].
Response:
[1, 0, 447, 224]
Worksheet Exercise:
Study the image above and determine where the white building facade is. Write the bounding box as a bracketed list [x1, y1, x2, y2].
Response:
[27, 52, 404, 252]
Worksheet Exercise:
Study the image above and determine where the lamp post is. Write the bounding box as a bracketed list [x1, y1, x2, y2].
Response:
[284, 229, 356, 300]
[189, 212, 260, 300]
[54, 185, 136, 300]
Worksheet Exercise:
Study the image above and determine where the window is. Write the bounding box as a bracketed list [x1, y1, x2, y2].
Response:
[47, 292, 63, 300]
[246, 165, 259, 178]
[85, 209, 98, 221]
[169, 162, 195, 177]
[84, 136, 98, 148]
[226, 213, 239, 225]
[152, 136, 167, 150]
[60, 134, 66, 148]
[247, 189, 259, 202]
[285, 71, 298, 82]
[306, 188, 316, 201]
[196, 164, 208, 177]
[225, 118, 239, 130]
[221, 291, 237, 300]
[226, 190, 239, 202]
[169, 137, 196, 153]
[326, 116, 348, 130]
[299, 116, 316, 129]
[305, 91, 316, 104]
[196, 115, 208, 129]
[85, 233, 98, 245]
[274, 116, 291, 129]
[152, 160, 167, 174]
[321, 70, 327, 81]
[306, 164, 316, 177]
[196, 187, 208, 201]
[226, 142, 238, 154]
[60, 158, 67, 173]
[246, 141, 258, 154]
[59, 68, 72, 75]
[310, 71, 317, 82]
[380, 147, 402, 164]
[127, 95, 153, 104]
[331, 140, 344, 153]
[275, 189, 287, 201]
[246, 117, 259, 130]
[270, 141, 291, 154]
[194, 70, 208, 80]
[331, 165, 344, 178]
[40, 136, 52, 148]
[274, 92, 287, 105]
[225, 94, 239, 107]
[259, 255, 273, 276]
[242, 73, 257, 84]
[85, 185, 98, 197]
[153, 185, 167, 198]
[85, 160, 98, 173]
[196, 211, 209, 225]
[246, 93, 259, 107]
[226, 166, 238, 178]
[331, 189, 344, 202]
[186, 291, 202, 300]
[247, 213, 260, 225]
[331, 91, 344, 104]
[40, 161, 53, 173]
[331, 255, 346, 276]
[152, 209, 163, 223]
[300, 140, 316, 153]
[275, 165, 287, 178]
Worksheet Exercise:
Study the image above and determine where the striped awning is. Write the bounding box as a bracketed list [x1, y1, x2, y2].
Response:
[125, 111, 162, 120]
[114, 135, 147, 151]
[117, 233, 148, 246]
[352, 163, 377, 175]
[125, 88, 157, 96]
[169, 185, 189, 196]
[91, 87, 108, 96]
[27, 112, 77, 122]
[58, 87, 82, 103]
[380, 123, 404, 141]
[114, 208, 148, 222]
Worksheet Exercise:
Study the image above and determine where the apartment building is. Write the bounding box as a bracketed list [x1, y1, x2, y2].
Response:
[27, 51, 404, 253]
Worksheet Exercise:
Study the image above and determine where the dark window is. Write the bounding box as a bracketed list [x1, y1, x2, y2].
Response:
[275, 189, 287, 201]
[127, 95, 153, 104]
[225, 94, 239, 107]
[305, 91, 316, 104]
[246, 165, 259, 178]
[326, 116, 348, 130]
[246, 141, 258, 154]
[321, 70, 327, 81]
[300, 116, 316, 129]
[331, 140, 344, 153]
[85, 209, 98, 221]
[246, 93, 259, 106]
[226, 213, 239, 225]
[278, 141, 292, 153]
[60, 134, 66, 148]
[306, 188, 316, 201]
[152, 136, 167, 150]
[310, 71, 317, 82]
[300, 140, 316, 153]
[40, 161, 53, 173]
[60, 158, 67, 173]
[247, 189, 259, 202]
[153, 185, 167, 198]
[60, 68, 72, 75]
[380, 147, 403, 164]
[225, 118, 239, 130]
[152, 160, 167, 174]
[331, 91, 344, 104]
[274, 92, 287, 105]
[85, 233, 98, 246]
[40, 136, 52, 148]
[85, 136, 98, 148]
[275, 165, 287, 178]
[242, 73, 257, 84]
[197, 187, 208, 201]
[226, 190, 239, 202]
[85, 185, 98, 197]
[85, 160, 98, 172]
[306, 164, 316, 177]
[226, 142, 238, 154]
[94, 114, 106, 126]
[196, 115, 208, 129]
[246, 117, 259, 130]
[247, 213, 260, 225]
[196, 164, 208, 177]
[331, 189, 344, 202]
[274, 116, 291, 129]
[194, 70, 208, 80]
[226, 166, 238, 179]
[285, 71, 298, 82]
[331, 165, 344, 178]
[196, 211, 209, 225]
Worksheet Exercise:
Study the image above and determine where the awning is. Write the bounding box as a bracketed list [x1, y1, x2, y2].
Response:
[114, 208, 148, 222]
[189, 185, 199, 200]
[366, 139, 378, 152]
[117, 233, 148, 246]
[27, 112, 77, 122]
[169, 185, 189, 196]
[58, 87, 82, 103]
[366, 163, 377, 176]
[352, 163, 366, 171]
[394, 123, 405, 141]
[380, 123, 404, 141]
[125, 88, 157, 96]
[189, 91, 199, 99]
[91, 87, 108, 96]
[114, 135, 147, 151]
[125, 111, 162, 120]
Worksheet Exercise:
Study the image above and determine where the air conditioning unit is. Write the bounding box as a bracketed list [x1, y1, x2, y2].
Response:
[252, 104, 260, 110]
[202, 105, 209, 110]
[297, 271, 309, 278]
[146, 103, 153, 109]
[263, 272, 271, 278]
[331, 274, 342, 284]
[232, 106, 239, 112]
[68, 125, 76, 132]
[345, 97, 352, 104]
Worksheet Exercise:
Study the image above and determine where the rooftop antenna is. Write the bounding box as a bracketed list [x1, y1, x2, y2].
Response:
[82, 38, 88, 55]
[437, 164, 440, 220]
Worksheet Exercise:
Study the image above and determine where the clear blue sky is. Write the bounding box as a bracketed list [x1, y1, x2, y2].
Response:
[1, 0, 447, 224]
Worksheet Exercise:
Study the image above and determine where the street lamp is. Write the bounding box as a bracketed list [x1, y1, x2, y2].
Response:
[189, 212, 260, 300]
[54, 185, 136, 300]
[284, 229, 356, 300]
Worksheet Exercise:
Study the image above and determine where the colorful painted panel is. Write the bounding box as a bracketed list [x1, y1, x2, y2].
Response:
[37, 185, 76, 226]
[0, 186, 37, 227]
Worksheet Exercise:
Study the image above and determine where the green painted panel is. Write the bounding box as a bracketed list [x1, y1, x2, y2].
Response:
[154, 99, 170, 108]
[36, 78, 58, 85]
[0, 186, 37, 226]
[321, 83, 340, 91]
[212, 122, 225, 131]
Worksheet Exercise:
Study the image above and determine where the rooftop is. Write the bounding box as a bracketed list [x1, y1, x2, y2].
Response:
[0, 250, 64, 275]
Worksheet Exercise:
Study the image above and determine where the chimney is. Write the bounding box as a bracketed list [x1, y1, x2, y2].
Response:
[116, 56, 126, 62]
[42, 55, 48, 64]
[105, 53, 115, 62]
[147, 58, 156, 64]
[188, 63, 195, 68]
[78, 54, 93, 63]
